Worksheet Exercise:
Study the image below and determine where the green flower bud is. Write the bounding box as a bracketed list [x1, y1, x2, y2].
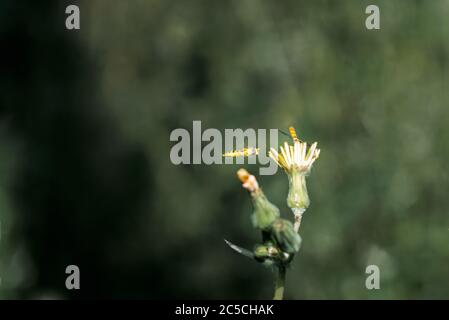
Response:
[251, 189, 280, 230]
[269, 218, 302, 254]
[253, 243, 282, 267]
[254, 243, 278, 259]
[237, 169, 280, 231]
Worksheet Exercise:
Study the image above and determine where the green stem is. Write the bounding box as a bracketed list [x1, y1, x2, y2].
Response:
[273, 265, 286, 300]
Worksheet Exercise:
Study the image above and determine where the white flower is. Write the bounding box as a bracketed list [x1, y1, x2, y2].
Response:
[269, 126, 321, 215]
[269, 127, 320, 175]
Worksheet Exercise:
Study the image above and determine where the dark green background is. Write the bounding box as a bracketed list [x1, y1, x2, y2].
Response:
[1, 0, 448, 299]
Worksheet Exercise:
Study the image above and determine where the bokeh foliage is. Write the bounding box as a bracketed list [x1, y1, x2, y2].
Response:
[1, 0, 448, 298]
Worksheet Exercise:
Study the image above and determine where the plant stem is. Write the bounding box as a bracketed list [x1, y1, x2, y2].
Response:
[293, 212, 303, 233]
[292, 207, 306, 233]
[273, 265, 286, 300]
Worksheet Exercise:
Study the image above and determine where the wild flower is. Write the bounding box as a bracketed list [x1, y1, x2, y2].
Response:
[269, 126, 320, 231]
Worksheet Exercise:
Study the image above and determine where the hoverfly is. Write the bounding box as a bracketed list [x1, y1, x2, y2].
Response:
[223, 147, 260, 157]
[223, 126, 300, 158]
[279, 126, 303, 143]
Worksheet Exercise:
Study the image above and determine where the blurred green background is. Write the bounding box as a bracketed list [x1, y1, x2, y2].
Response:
[1, 0, 448, 299]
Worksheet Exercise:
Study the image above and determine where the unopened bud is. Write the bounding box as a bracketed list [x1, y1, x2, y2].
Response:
[269, 218, 302, 254]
